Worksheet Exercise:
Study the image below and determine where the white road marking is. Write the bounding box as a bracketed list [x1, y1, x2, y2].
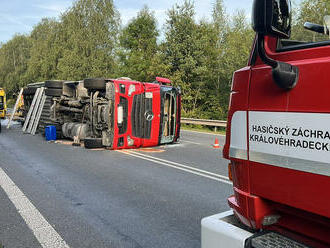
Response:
[0, 167, 70, 248]
[118, 150, 232, 185]
[181, 140, 203, 145]
[160, 142, 186, 148]
[130, 151, 229, 179]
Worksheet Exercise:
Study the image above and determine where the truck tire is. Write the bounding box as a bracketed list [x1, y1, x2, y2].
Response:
[45, 88, 62, 97]
[116, 77, 132, 80]
[84, 138, 103, 149]
[45, 80, 64, 89]
[83, 78, 106, 90]
[23, 87, 37, 96]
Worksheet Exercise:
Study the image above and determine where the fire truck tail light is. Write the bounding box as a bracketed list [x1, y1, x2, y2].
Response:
[262, 214, 281, 226]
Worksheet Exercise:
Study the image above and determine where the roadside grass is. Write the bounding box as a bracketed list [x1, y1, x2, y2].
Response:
[181, 124, 226, 135]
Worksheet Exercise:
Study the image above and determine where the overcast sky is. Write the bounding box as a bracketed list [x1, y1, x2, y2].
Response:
[0, 0, 254, 43]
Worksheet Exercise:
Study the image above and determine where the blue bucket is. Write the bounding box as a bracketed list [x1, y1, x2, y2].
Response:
[45, 125, 56, 141]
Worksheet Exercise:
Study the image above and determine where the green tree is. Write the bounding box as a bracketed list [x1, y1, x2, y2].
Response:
[163, 1, 204, 116]
[192, 20, 220, 118]
[0, 35, 31, 96]
[205, 0, 231, 119]
[117, 7, 160, 81]
[0, 0, 264, 121]
[218, 10, 254, 118]
[212, 0, 229, 45]
[57, 0, 120, 80]
[198, 6, 254, 119]
[222, 10, 254, 78]
[25, 18, 62, 83]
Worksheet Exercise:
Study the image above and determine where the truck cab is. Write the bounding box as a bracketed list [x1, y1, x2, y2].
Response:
[202, 1, 330, 247]
[100, 77, 181, 149]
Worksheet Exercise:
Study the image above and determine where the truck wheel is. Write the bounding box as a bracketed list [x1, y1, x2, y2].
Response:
[83, 78, 106, 90]
[45, 88, 62, 97]
[23, 87, 37, 96]
[84, 138, 103, 149]
[45, 80, 64, 89]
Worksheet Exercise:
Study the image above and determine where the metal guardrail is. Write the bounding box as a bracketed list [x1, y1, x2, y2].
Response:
[181, 118, 227, 130]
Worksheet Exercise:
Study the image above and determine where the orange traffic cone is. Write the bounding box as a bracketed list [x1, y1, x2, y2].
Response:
[213, 138, 220, 148]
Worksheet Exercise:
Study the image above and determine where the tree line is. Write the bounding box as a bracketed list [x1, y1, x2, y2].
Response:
[0, 0, 328, 119]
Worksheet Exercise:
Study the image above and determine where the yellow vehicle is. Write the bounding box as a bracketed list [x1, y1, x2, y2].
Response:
[0, 88, 6, 118]
[0, 87, 6, 132]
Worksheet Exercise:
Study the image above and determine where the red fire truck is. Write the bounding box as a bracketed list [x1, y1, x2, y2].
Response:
[202, 0, 330, 247]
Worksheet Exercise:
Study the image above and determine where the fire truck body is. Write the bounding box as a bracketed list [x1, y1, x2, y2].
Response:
[202, 0, 330, 247]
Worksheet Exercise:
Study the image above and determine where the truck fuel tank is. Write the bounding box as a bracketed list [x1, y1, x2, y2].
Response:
[62, 123, 89, 140]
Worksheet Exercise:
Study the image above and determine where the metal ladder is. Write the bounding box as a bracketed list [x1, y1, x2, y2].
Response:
[22, 87, 46, 134]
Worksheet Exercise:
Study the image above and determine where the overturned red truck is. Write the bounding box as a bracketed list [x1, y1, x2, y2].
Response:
[23, 77, 181, 149]
[202, 0, 330, 247]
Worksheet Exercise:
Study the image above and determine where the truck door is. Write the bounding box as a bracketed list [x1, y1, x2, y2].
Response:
[248, 34, 330, 219]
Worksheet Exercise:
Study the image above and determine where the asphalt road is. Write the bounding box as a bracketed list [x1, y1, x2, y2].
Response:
[0, 121, 232, 248]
